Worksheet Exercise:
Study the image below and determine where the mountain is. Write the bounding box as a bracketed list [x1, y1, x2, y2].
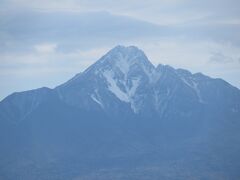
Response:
[0, 45, 240, 180]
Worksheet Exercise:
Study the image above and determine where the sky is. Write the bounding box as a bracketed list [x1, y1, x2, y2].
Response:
[0, 0, 240, 100]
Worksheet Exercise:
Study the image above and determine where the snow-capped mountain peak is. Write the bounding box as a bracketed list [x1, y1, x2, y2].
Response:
[86, 45, 155, 78]
[72, 45, 158, 112]
[53, 45, 240, 115]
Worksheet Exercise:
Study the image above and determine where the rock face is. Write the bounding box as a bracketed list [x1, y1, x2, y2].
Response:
[0, 45, 240, 180]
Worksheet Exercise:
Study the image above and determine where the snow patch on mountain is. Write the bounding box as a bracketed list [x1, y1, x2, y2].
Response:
[192, 82, 204, 103]
[103, 70, 130, 103]
[180, 76, 204, 103]
[114, 54, 130, 75]
[91, 89, 104, 108]
[129, 78, 140, 97]
[102, 69, 142, 113]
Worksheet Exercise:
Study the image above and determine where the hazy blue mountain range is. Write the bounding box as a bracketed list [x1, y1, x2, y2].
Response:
[0, 46, 240, 180]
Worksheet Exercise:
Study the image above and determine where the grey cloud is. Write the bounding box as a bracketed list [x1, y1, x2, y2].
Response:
[209, 52, 235, 64]
[1, 9, 240, 56]
[0, 10, 169, 53]
[2, 0, 239, 25]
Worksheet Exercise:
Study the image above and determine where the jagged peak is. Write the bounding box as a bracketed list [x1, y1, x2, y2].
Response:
[107, 45, 145, 56]
[85, 45, 154, 74]
[105, 46, 152, 67]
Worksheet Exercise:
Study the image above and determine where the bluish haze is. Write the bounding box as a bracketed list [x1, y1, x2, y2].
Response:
[0, 0, 240, 100]
[0, 46, 240, 179]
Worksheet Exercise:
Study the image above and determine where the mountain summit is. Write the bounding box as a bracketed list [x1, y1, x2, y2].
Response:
[77, 45, 154, 79]
[0, 46, 240, 179]
[91, 45, 154, 72]
[57, 45, 159, 114]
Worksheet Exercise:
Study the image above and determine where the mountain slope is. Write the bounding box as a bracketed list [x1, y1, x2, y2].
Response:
[0, 45, 240, 180]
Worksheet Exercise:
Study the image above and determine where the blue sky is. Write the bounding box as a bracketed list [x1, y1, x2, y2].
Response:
[0, 0, 240, 100]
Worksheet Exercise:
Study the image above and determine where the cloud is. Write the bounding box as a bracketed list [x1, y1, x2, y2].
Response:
[0, 11, 166, 54]
[1, 10, 240, 55]
[209, 52, 234, 64]
[1, 0, 239, 26]
[34, 43, 57, 54]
